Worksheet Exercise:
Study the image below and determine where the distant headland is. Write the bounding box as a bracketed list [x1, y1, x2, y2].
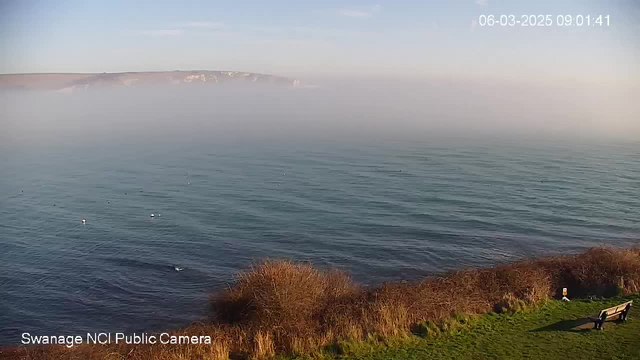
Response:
[0, 70, 300, 92]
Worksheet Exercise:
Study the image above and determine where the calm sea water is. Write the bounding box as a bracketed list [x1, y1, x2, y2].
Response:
[1, 137, 639, 344]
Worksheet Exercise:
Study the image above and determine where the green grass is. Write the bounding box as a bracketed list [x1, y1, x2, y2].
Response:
[289, 295, 640, 360]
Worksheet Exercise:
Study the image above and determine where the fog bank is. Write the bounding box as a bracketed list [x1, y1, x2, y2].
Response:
[1, 78, 638, 150]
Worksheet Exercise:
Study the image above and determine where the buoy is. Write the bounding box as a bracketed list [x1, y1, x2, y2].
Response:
[151, 214, 155, 218]
[82, 219, 86, 224]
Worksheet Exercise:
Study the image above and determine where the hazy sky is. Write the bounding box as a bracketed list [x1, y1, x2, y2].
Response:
[1, 0, 638, 83]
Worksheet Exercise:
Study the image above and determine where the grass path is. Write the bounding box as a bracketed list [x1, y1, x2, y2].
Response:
[310, 295, 640, 360]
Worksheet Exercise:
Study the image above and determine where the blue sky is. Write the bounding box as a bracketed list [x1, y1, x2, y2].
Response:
[1, 0, 638, 82]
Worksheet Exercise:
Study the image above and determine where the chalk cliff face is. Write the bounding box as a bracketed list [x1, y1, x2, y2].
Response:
[0, 71, 300, 92]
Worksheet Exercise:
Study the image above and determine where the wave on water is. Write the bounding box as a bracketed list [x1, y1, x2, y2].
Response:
[0, 138, 639, 344]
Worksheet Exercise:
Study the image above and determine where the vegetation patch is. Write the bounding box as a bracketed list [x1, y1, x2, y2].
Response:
[7, 247, 640, 359]
[317, 295, 640, 360]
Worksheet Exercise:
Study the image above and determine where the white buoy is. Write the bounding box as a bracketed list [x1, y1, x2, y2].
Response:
[150, 214, 155, 218]
[82, 219, 86, 224]
[174, 266, 183, 272]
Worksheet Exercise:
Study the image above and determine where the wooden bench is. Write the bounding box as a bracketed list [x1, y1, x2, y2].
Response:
[588, 300, 632, 330]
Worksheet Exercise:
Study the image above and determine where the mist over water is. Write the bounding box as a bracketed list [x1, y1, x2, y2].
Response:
[1, 80, 639, 344]
[2, 78, 639, 148]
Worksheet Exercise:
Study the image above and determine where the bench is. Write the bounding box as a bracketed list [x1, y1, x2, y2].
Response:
[587, 300, 632, 330]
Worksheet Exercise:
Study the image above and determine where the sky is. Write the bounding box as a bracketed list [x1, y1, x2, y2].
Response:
[1, 0, 639, 84]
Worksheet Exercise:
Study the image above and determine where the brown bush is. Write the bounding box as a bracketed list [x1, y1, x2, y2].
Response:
[207, 247, 639, 357]
[8, 247, 640, 360]
[535, 248, 640, 297]
[209, 260, 360, 354]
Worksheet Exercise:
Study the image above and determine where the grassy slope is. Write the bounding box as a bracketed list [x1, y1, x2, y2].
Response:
[309, 295, 640, 360]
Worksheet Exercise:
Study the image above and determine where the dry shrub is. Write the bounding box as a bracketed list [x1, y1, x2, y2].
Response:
[493, 293, 526, 314]
[536, 248, 640, 296]
[208, 247, 638, 358]
[209, 257, 554, 355]
[9, 247, 640, 360]
[365, 300, 410, 338]
[251, 331, 274, 359]
[209, 260, 359, 354]
[477, 264, 552, 304]
[211, 260, 358, 323]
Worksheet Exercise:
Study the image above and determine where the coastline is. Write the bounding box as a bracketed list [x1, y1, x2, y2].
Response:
[2, 247, 639, 359]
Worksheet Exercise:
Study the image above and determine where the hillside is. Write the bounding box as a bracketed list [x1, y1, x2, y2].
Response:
[320, 295, 640, 360]
[2, 247, 639, 359]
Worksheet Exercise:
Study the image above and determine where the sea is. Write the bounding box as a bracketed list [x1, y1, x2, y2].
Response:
[1, 124, 639, 345]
